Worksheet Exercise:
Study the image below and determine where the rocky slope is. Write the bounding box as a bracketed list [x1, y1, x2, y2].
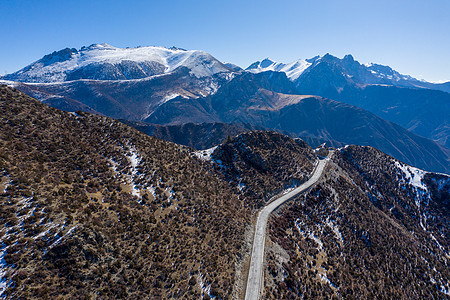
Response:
[0, 86, 251, 299]
[264, 146, 449, 299]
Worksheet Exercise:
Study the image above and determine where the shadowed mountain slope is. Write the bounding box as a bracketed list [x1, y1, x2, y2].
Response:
[120, 121, 266, 150]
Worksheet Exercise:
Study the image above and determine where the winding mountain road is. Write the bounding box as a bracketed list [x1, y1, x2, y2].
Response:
[244, 157, 329, 300]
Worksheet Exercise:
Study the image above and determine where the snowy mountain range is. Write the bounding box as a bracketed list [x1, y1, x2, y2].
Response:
[3, 43, 449, 93]
[246, 54, 450, 93]
[2, 43, 232, 83]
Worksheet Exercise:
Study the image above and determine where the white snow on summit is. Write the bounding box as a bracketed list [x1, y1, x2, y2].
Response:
[247, 58, 312, 80]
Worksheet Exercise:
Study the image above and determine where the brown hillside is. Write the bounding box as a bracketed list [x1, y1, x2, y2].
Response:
[0, 86, 249, 299]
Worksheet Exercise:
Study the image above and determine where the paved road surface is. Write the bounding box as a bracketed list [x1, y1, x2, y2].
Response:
[244, 158, 329, 300]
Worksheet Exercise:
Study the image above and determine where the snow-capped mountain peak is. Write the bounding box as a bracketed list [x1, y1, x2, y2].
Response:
[3, 44, 233, 83]
[84, 43, 115, 50]
[246, 58, 312, 80]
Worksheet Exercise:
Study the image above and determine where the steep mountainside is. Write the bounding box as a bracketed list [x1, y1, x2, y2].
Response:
[1, 84, 449, 299]
[147, 73, 450, 173]
[143, 71, 296, 124]
[197, 131, 316, 209]
[2, 43, 232, 83]
[3, 66, 228, 121]
[264, 146, 449, 299]
[0, 86, 250, 299]
[122, 121, 341, 151]
[299, 83, 450, 148]
[3, 46, 449, 172]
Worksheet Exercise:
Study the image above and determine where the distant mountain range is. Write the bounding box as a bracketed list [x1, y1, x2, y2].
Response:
[247, 54, 450, 93]
[250, 54, 450, 148]
[1, 44, 449, 173]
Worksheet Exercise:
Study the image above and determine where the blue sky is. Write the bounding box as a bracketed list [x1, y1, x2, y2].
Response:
[1, 0, 449, 82]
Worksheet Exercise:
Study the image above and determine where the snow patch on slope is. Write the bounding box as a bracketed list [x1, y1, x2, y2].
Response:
[326, 219, 344, 246]
[194, 146, 218, 162]
[127, 147, 142, 198]
[295, 219, 323, 251]
[394, 160, 428, 191]
[364, 62, 415, 83]
[0, 246, 10, 297]
[160, 93, 186, 105]
[197, 272, 213, 299]
[47, 225, 79, 251]
[0, 195, 77, 296]
[0, 173, 10, 194]
[393, 160, 433, 232]
[0, 80, 18, 88]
